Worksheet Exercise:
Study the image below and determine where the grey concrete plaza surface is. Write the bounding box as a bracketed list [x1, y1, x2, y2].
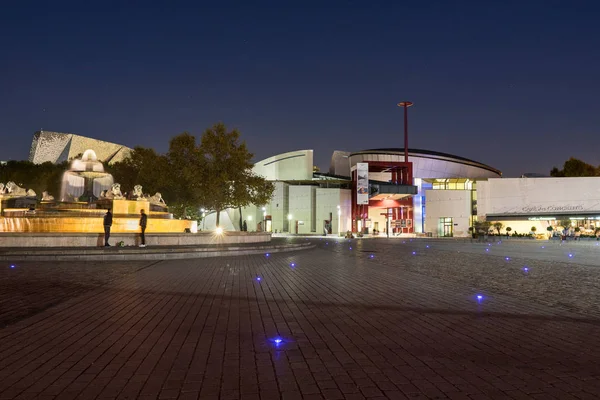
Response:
[1, 238, 600, 399]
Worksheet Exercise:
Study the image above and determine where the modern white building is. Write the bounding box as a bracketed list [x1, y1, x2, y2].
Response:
[204, 148, 502, 236]
[477, 177, 600, 235]
[203, 150, 353, 235]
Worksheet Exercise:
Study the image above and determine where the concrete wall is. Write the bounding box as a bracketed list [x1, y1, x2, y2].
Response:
[424, 189, 472, 237]
[289, 186, 316, 234]
[269, 182, 290, 233]
[316, 188, 351, 235]
[0, 231, 271, 247]
[478, 177, 600, 217]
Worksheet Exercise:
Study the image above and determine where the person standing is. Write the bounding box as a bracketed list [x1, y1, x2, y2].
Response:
[139, 209, 147, 247]
[242, 220, 247, 232]
[103, 209, 113, 247]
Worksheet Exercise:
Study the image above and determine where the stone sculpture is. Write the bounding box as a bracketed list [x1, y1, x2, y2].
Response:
[107, 183, 124, 199]
[26, 189, 37, 197]
[133, 185, 144, 200]
[0, 183, 5, 195]
[5, 182, 27, 196]
[42, 191, 55, 201]
[148, 192, 166, 206]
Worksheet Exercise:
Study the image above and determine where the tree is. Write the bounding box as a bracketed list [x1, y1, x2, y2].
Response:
[559, 219, 571, 231]
[107, 137, 203, 219]
[493, 221, 503, 235]
[165, 133, 205, 215]
[107, 146, 169, 197]
[474, 220, 491, 234]
[106, 125, 274, 225]
[506, 227, 512, 236]
[550, 157, 598, 177]
[198, 123, 274, 227]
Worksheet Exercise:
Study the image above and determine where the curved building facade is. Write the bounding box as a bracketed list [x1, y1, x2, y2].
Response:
[253, 150, 314, 181]
[331, 148, 501, 180]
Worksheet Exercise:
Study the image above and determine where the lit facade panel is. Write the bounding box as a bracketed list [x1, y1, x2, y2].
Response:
[253, 150, 314, 181]
[29, 131, 131, 165]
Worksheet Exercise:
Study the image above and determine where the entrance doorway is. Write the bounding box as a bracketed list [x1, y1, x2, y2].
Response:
[440, 217, 453, 237]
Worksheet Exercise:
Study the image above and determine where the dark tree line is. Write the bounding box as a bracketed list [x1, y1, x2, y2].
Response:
[550, 158, 600, 177]
[0, 160, 68, 197]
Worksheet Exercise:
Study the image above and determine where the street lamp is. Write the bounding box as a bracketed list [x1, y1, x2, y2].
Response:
[287, 214, 293, 233]
[397, 101, 413, 163]
[337, 205, 341, 234]
[262, 208, 267, 232]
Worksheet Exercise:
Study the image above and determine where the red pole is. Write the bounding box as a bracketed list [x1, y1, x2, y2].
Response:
[404, 104, 408, 163]
[397, 101, 413, 163]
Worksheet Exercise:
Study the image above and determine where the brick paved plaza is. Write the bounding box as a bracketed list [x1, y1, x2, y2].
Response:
[2, 238, 600, 399]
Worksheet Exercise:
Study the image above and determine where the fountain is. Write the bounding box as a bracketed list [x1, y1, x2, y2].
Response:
[60, 149, 113, 202]
[0, 150, 197, 235]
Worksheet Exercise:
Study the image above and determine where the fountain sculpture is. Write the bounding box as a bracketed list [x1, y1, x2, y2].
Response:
[0, 150, 196, 234]
[60, 149, 114, 202]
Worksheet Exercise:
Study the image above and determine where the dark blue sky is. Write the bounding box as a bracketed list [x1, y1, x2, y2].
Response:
[1, 0, 599, 177]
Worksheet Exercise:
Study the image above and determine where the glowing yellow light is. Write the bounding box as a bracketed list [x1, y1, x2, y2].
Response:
[215, 227, 224, 235]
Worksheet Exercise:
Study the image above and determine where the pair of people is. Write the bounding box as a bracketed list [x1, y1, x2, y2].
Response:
[104, 209, 148, 247]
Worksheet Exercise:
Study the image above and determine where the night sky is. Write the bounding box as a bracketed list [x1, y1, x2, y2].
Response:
[1, 1, 599, 177]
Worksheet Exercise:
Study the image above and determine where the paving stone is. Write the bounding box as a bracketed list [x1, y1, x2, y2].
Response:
[1, 239, 600, 399]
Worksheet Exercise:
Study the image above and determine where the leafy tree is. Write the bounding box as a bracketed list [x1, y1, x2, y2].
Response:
[493, 221, 503, 235]
[198, 123, 274, 227]
[531, 226, 537, 232]
[164, 133, 205, 215]
[551, 157, 598, 177]
[107, 146, 169, 197]
[559, 219, 571, 231]
[506, 227, 512, 236]
[474, 220, 491, 233]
